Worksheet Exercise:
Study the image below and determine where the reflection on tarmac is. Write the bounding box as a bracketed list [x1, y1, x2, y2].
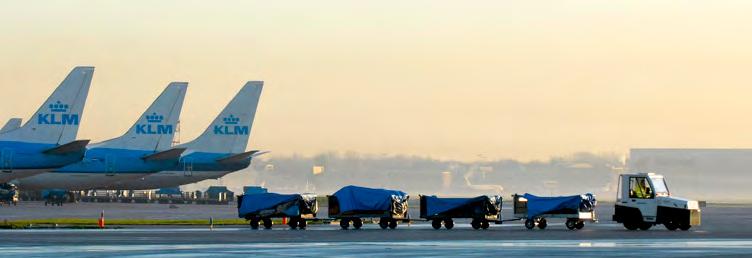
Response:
[2, 239, 751, 257]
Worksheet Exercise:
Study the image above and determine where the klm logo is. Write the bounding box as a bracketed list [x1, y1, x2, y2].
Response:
[136, 113, 173, 135]
[37, 101, 79, 125]
[213, 114, 248, 135]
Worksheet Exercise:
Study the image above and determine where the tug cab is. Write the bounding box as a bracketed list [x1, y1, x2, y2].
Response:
[613, 173, 701, 230]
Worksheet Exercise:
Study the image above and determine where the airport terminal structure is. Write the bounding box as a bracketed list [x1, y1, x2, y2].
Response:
[0, 67, 706, 234]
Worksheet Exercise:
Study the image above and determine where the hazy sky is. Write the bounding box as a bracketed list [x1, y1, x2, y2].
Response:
[1, 1, 752, 161]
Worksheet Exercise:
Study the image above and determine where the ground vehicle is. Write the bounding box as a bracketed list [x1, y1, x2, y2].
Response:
[238, 193, 318, 229]
[419, 195, 502, 230]
[513, 193, 597, 230]
[0, 183, 18, 206]
[328, 185, 409, 230]
[612, 172, 701, 231]
[43, 189, 69, 206]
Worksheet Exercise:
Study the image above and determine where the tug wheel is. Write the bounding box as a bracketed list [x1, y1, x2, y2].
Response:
[639, 222, 652, 231]
[679, 224, 691, 231]
[623, 221, 639, 230]
[664, 221, 678, 231]
[298, 218, 307, 230]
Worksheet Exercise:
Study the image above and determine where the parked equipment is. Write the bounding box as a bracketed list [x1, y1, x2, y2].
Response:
[419, 195, 502, 230]
[612, 172, 701, 231]
[238, 193, 318, 229]
[42, 189, 69, 206]
[328, 185, 409, 230]
[513, 193, 597, 230]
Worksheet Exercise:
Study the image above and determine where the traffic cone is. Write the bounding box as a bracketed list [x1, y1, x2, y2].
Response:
[97, 210, 105, 229]
[282, 217, 287, 225]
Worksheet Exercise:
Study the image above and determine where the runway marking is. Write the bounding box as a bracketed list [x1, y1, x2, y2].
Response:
[1, 239, 750, 257]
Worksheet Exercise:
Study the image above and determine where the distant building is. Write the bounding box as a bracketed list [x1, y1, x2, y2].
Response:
[156, 187, 181, 196]
[206, 186, 235, 201]
[243, 186, 268, 195]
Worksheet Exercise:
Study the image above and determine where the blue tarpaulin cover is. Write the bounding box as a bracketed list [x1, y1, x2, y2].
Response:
[424, 196, 489, 216]
[523, 193, 583, 219]
[238, 193, 300, 217]
[333, 185, 408, 213]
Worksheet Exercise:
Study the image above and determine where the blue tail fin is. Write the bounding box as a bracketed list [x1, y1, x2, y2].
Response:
[92, 82, 188, 152]
[179, 81, 263, 154]
[0, 66, 94, 144]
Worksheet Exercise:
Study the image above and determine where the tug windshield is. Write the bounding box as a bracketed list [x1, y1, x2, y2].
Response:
[650, 176, 670, 196]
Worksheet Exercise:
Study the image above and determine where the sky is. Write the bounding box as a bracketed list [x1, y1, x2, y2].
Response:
[1, 1, 752, 161]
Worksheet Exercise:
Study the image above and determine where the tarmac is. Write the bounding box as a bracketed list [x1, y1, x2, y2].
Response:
[1, 202, 751, 257]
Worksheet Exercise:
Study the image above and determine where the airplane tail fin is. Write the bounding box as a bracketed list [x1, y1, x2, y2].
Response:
[93, 82, 187, 152]
[179, 81, 263, 154]
[0, 66, 94, 144]
[0, 118, 22, 134]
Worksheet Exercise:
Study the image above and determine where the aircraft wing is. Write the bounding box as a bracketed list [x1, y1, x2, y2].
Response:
[216, 150, 268, 164]
[142, 148, 186, 161]
[43, 139, 90, 154]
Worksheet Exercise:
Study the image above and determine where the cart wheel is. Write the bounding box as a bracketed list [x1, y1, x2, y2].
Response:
[298, 218, 307, 230]
[471, 219, 482, 230]
[262, 218, 273, 229]
[537, 219, 547, 230]
[388, 219, 398, 229]
[250, 219, 259, 230]
[565, 219, 577, 230]
[431, 219, 442, 230]
[679, 224, 691, 231]
[288, 217, 298, 229]
[444, 219, 454, 230]
[639, 222, 652, 231]
[480, 220, 490, 230]
[575, 221, 584, 230]
[377, 219, 388, 229]
[353, 218, 363, 229]
[524, 219, 535, 230]
[340, 218, 350, 230]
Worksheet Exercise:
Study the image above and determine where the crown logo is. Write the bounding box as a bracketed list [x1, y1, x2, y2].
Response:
[223, 114, 240, 125]
[48, 101, 69, 112]
[145, 112, 164, 123]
